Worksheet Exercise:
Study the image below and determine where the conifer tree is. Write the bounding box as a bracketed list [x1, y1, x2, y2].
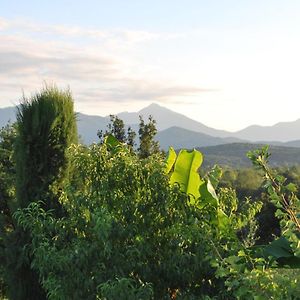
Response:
[5, 86, 78, 300]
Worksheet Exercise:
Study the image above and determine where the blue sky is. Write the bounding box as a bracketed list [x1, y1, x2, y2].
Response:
[1, 1, 300, 130]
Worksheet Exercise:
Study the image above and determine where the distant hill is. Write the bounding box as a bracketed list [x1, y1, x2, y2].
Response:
[198, 143, 300, 168]
[232, 119, 300, 142]
[285, 140, 300, 147]
[118, 103, 232, 137]
[76, 113, 109, 144]
[156, 126, 245, 150]
[0, 107, 110, 145]
[1, 104, 300, 146]
[0, 106, 17, 128]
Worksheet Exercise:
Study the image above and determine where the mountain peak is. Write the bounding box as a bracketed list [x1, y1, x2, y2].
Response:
[145, 102, 162, 108]
[138, 102, 164, 113]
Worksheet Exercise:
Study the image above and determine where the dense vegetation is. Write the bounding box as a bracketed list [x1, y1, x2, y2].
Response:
[0, 87, 300, 299]
[198, 143, 300, 169]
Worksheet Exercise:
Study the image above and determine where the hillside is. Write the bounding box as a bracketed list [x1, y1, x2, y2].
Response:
[198, 143, 300, 168]
[156, 126, 245, 150]
[118, 103, 232, 137]
[1, 104, 300, 146]
[0, 106, 17, 128]
[76, 113, 109, 144]
[233, 119, 300, 142]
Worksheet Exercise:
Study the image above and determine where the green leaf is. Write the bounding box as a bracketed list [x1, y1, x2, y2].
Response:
[264, 237, 293, 259]
[104, 134, 122, 153]
[165, 147, 177, 174]
[170, 149, 203, 199]
[264, 237, 300, 267]
[105, 134, 120, 148]
[207, 165, 222, 189]
[199, 179, 219, 208]
[286, 183, 297, 193]
[217, 209, 230, 230]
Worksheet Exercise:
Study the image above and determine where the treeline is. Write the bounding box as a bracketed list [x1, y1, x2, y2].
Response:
[0, 86, 300, 299]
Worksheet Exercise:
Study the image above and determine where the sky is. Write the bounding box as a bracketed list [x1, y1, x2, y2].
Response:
[1, 0, 300, 131]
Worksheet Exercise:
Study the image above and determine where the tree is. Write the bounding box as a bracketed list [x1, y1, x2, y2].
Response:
[97, 115, 136, 148]
[4, 86, 78, 300]
[0, 122, 16, 298]
[0, 123, 16, 229]
[138, 115, 160, 158]
[97, 114, 160, 158]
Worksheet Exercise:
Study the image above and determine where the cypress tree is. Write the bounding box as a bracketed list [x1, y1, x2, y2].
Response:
[5, 86, 78, 299]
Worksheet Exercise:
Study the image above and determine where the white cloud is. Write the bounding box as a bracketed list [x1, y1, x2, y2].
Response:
[0, 19, 213, 113]
[0, 17, 161, 44]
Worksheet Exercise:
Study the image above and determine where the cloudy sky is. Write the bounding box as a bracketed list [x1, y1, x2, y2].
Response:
[1, 0, 300, 131]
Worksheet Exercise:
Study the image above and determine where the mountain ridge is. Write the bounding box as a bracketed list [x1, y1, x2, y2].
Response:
[1, 103, 300, 146]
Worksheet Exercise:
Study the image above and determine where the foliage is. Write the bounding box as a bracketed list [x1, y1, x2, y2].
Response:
[4, 86, 78, 300]
[248, 146, 300, 256]
[97, 115, 136, 148]
[169, 149, 204, 200]
[199, 143, 300, 169]
[13, 140, 275, 299]
[0, 123, 16, 233]
[219, 167, 281, 244]
[97, 114, 160, 158]
[1, 94, 299, 299]
[211, 146, 300, 299]
[0, 123, 16, 299]
[138, 115, 160, 158]
[14, 86, 78, 210]
[14, 143, 216, 299]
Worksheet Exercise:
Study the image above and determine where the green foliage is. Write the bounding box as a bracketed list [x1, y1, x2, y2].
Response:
[1, 99, 299, 300]
[14, 86, 78, 210]
[218, 258, 300, 299]
[138, 115, 160, 158]
[14, 143, 279, 299]
[0, 123, 16, 231]
[14, 143, 231, 299]
[0, 123, 16, 299]
[212, 146, 300, 299]
[248, 147, 300, 256]
[98, 114, 160, 157]
[170, 149, 204, 200]
[98, 278, 153, 300]
[98, 115, 136, 148]
[165, 146, 177, 174]
[4, 86, 78, 300]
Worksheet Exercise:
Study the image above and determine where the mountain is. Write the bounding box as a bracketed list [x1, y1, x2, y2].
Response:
[198, 143, 300, 168]
[156, 126, 245, 150]
[119, 104, 300, 143]
[232, 119, 300, 142]
[0, 106, 17, 128]
[285, 140, 300, 147]
[118, 103, 232, 137]
[76, 113, 109, 144]
[1, 103, 300, 146]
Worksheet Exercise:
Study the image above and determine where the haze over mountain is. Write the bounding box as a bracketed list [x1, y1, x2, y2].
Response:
[234, 120, 300, 142]
[118, 103, 231, 137]
[1, 103, 300, 147]
[76, 113, 109, 144]
[156, 127, 245, 150]
[0, 106, 16, 127]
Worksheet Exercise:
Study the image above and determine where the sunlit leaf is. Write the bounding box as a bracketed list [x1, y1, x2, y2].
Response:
[170, 149, 203, 199]
[165, 147, 177, 174]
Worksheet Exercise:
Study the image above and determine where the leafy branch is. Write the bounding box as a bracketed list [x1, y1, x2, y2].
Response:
[247, 146, 300, 233]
